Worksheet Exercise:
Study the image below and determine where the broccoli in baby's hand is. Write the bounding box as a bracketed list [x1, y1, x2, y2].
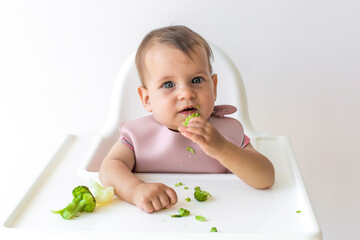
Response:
[194, 186, 212, 202]
[183, 112, 200, 126]
[52, 186, 96, 220]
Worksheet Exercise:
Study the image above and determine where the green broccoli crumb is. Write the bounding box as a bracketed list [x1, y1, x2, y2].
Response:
[178, 208, 190, 216]
[52, 186, 96, 220]
[171, 208, 190, 217]
[182, 112, 200, 126]
[210, 227, 217, 232]
[186, 147, 195, 154]
[195, 215, 206, 222]
[194, 186, 212, 202]
[296, 210, 302, 213]
[185, 197, 191, 202]
[175, 182, 183, 187]
[196, 105, 200, 109]
[184, 187, 188, 190]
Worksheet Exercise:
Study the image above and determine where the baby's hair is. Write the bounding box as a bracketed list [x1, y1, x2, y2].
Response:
[135, 25, 214, 85]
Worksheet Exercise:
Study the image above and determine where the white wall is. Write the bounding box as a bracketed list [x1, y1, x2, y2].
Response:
[1, 0, 359, 239]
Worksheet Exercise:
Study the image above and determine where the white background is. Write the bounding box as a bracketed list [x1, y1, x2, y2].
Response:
[0, 0, 359, 239]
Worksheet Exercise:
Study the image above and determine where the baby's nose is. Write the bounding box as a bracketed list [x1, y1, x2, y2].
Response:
[178, 86, 196, 100]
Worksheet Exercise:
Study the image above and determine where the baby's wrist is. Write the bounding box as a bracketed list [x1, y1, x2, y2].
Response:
[130, 181, 145, 202]
[213, 139, 235, 162]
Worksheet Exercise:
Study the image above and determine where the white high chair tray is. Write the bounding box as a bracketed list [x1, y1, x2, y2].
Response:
[2, 133, 321, 240]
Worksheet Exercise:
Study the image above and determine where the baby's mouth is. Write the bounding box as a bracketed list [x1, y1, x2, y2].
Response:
[179, 107, 196, 115]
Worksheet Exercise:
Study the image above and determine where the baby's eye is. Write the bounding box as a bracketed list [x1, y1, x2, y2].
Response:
[163, 81, 175, 88]
[192, 77, 203, 84]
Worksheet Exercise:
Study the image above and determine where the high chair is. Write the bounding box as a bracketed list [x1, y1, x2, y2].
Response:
[2, 43, 322, 240]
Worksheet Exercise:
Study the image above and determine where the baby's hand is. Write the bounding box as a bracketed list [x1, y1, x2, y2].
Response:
[178, 117, 227, 160]
[132, 183, 177, 213]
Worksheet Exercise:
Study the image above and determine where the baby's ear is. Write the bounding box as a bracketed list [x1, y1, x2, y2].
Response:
[138, 86, 152, 112]
[211, 74, 218, 100]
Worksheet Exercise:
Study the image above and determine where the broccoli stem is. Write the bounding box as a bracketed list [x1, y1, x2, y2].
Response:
[53, 197, 86, 220]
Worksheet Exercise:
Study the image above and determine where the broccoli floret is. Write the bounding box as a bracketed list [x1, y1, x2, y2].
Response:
[210, 227, 218, 232]
[194, 186, 212, 202]
[90, 180, 114, 205]
[171, 208, 190, 217]
[52, 186, 96, 220]
[183, 112, 200, 126]
[195, 215, 206, 222]
[185, 197, 191, 202]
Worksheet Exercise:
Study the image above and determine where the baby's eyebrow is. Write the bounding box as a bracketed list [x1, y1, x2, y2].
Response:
[158, 75, 173, 82]
[194, 71, 210, 76]
[192, 66, 211, 75]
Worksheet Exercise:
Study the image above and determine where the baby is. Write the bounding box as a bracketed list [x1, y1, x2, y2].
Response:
[99, 25, 275, 213]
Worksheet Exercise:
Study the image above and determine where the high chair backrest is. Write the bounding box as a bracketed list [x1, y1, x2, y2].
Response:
[101, 42, 258, 144]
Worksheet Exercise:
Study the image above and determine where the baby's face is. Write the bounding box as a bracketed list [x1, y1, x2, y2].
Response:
[138, 43, 217, 130]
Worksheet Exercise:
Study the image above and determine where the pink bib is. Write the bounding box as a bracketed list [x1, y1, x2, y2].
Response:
[120, 105, 249, 173]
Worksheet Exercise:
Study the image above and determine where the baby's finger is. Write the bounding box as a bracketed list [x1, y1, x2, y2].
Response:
[185, 121, 207, 129]
[178, 122, 207, 135]
[141, 201, 155, 213]
[151, 198, 164, 211]
[165, 187, 178, 206]
[158, 193, 170, 208]
[185, 132, 207, 145]
[188, 116, 206, 124]
[179, 125, 209, 143]
[182, 125, 207, 136]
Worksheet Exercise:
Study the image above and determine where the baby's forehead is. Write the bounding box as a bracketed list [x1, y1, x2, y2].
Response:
[151, 43, 207, 66]
[148, 44, 207, 66]
[141, 42, 211, 86]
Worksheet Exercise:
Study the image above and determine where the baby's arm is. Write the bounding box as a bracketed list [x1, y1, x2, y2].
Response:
[99, 141, 177, 213]
[178, 117, 275, 189]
